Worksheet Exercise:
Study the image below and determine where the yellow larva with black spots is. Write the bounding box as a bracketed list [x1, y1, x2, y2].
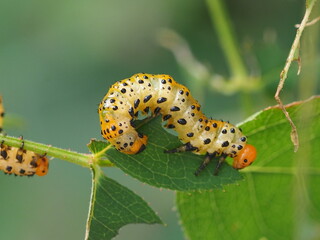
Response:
[0, 96, 49, 176]
[0, 142, 49, 176]
[98, 73, 256, 175]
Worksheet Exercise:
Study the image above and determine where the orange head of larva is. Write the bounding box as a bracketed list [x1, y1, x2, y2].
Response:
[35, 156, 49, 176]
[232, 144, 257, 169]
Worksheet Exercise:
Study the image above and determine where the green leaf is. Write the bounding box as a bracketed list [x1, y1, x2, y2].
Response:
[90, 116, 243, 191]
[177, 96, 320, 240]
[85, 166, 162, 240]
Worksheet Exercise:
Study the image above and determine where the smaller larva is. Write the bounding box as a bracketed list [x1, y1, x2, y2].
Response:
[0, 142, 49, 176]
[0, 96, 49, 176]
[98, 73, 257, 175]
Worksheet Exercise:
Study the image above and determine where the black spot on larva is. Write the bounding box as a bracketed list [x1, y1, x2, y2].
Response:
[197, 106, 200, 111]
[187, 132, 194, 137]
[205, 126, 210, 131]
[138, 132, 144, 138]
[157, 97, 167, 104]
[244, 159, 248, 163]
[143, 107, 150, 113]
[167, 124, 175, 129]
[110, 99, 115, 103]
[121, 88, 126, 93]
[144, 94, 152, 103]
[161, 79, 166, 84]
[144, 107, 149, 113]
[182, 99, 185, 102]
[232, 151, 237, 155]
[191, 113, 195, 117]
[241, 137, 247, 142]
[123, 143, 128, 148]
[118, 123, 122, 126]
[134, 99, 140, 109]
[230, 128, 235, 133]
[30, 160, 38, 168]
[168, 78, 172, 83]
[116, 141, 121, 144]
[163, 114, 172, 121]
[198, 118, 203, 122]
[191, 105, 195, 109]
[111, 125, 116, 131]
[170, 106, 180, 112]
[238, 145, 243, 150]
[212, 123, 217, 128]
[112, 106, 118, 111]
[204, 138, 211, 144]
[138, 79, 144, 84]
[130, 142, 134, 146]
[1, 149, 7, 159]
[16, 153, 23, 163]
[6, 166, 12, 172]
[232, 144, 236, 148]
[222, 129, 227, 134]
[186, 91, 189, 96]
[177, 118, 187, 125]
[154, 107, 161, 114]
[179, 90, 184, 95]
[167, 86, 171, 90]
[122, 82, 128, 86]
[205, 119, 208, 124]
[221, 141, 229, 147]
[128, 107, 134, 117]
[19, 169, 26, 174]
[118, 129, 123, 134]
[143, 75, 149, 79]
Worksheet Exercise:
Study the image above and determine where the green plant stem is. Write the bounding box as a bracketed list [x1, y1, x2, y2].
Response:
[206, 0, 248, 79]
[0, 134, 92, 168]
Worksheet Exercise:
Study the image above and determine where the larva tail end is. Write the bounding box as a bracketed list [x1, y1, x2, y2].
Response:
[232, 144, 256, 169]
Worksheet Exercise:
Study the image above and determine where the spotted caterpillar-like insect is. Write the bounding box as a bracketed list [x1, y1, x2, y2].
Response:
[0, 96, 49, 176]
[98, 73, 256, 175]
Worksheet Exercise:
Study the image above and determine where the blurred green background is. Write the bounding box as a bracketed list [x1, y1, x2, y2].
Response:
[0, 0, 317, 239]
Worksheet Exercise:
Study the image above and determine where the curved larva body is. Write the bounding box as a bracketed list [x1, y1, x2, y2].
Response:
[0, 96, 49, 176]
[98, 73, 256, 173]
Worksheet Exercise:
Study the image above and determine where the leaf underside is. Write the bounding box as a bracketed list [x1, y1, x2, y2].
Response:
[177, 96, 320, 240]
[85, 167, 162, 240]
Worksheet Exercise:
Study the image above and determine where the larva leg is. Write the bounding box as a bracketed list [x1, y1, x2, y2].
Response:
[0, 140, 7, 159]
[194, 152, 217, 176]
[15, 138, 26, 163]
[213, 154, 228, 176]
[164, 142, 198, 153]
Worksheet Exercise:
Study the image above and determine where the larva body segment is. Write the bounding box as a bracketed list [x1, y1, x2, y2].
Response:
[98, 73, 256, 174]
